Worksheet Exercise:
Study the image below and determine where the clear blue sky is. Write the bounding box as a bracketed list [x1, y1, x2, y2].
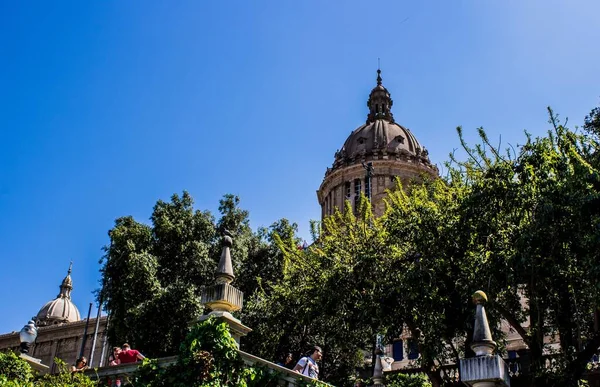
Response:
[1, 1, 599, 334]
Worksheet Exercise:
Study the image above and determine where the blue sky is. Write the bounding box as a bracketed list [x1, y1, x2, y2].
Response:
[1, 1, 599, 334]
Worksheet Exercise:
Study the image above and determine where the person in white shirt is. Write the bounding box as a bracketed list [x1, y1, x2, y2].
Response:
[293, 346, 323, 380]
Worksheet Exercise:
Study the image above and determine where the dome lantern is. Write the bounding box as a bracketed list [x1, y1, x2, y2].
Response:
[366, 69, 394, 124]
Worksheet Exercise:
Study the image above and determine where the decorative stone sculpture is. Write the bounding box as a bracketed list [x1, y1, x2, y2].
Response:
[459, 291, 510, 387]
[370, 347, 385, 387]
[200, 230, 251, 345]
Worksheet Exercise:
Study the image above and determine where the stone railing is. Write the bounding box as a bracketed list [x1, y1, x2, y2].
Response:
[84, 350, 334, 386]
[392, 352, 600, 386]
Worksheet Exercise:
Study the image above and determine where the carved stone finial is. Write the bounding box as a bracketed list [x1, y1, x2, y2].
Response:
[471, 290, 496, 356]
[200, 230, 251, 345]
[370, 346, 385, 387]
[460, 291, 510, 386]
[216, 230, 235, 285]
[376, 69, 382, 86]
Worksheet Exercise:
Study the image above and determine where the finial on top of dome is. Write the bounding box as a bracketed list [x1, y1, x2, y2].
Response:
[68, 261, 72, 275]
[376, 69, 382, 86]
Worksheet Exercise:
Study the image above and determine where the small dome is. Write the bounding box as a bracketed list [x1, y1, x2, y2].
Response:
[36, 298, 81, 326]
[36, 263, 81, 326]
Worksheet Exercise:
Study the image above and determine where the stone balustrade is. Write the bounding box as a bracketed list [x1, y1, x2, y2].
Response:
[83, 350, 334, 386]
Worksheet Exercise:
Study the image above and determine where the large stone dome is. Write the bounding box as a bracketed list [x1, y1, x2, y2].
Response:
[317, 70, 438, 218]
[36, 264, 81, 326]
[337, 119, 427, 167]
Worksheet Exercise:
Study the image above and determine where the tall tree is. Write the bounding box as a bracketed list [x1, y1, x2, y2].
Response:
[98, 192, 290, 358]
[451, 110, 600, 386]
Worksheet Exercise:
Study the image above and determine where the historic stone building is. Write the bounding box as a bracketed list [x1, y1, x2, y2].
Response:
[317, 70, 438, 218]
[0, 266, 108, 372]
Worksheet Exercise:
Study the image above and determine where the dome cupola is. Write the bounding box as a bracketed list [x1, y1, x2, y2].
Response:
[366, 69, 394, 123]
[317, 70, 439, 218]
[35, 263, 81, 326]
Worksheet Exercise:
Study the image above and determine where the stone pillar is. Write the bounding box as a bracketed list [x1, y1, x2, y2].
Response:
[370, 347, 385, 387]
[200, 230, 252, 346]
[460, 291, 510, 387]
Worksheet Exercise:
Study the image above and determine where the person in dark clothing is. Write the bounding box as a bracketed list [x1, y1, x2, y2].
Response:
[276, 352, 293, 368]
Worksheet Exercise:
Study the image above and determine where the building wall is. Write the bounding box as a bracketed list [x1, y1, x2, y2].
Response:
[0, 317, 108, 372]
[318, 159, 437, 218]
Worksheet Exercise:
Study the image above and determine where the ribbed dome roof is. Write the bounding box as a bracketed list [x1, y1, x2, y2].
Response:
[36, 263, 81, 326]
[328, 70, 432, 173]
[341, 119, 425, 160]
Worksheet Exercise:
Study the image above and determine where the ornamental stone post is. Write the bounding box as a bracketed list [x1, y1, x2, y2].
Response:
[460, 291, 510, 387]
[370, 347, 385, 387]
[200, 230, 251, 346]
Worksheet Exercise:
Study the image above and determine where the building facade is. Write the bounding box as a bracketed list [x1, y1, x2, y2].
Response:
[317, 70, 438, 218]
[0, 266, 108, 372]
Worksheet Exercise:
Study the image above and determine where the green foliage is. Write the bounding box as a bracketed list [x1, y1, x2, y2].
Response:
[0, 354, 96, 387]
[98, 192, 288, 358]
[133, 317, 290, 387]
[0, 351, 34, 384]
[244, 105, 600, 386]
[243, 197, 395, 385]
[97, 104, 600, 386]
[35, 359, 97, 386]
[385, 372, 432, 387]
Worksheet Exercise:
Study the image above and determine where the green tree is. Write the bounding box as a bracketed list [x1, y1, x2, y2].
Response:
[98, 192, 215, 357]
[98, 192, 290, 359]
[449, 109, 600, 386]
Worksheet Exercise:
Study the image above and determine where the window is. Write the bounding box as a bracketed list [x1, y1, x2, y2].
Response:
[345, 181, 351, 199]
[392, 340, 403, 361]
[408, 339, 419, 360]
[354, 179, 361, 210]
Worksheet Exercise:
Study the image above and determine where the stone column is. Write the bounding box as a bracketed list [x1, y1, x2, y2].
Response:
[200, 230, 251, 346]
[460, 291, 510, 387]
[370, 347, 385, 387]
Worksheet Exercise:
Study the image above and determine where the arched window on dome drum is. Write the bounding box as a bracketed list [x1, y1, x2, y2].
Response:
[354, 179, 361, 212]
[345, 181, 351, 200]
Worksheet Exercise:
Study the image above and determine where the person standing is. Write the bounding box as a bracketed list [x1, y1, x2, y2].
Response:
[293, 346, 322, 380]
[117, 343, 145, 364]
[276, 352, 293, 368]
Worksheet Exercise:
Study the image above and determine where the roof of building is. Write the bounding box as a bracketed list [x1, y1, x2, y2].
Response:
[327, 70, 434, 174]
[35, 263, 81, 326]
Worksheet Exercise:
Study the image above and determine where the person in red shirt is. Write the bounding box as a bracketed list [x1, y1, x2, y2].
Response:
[117, 343, 145, 364]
